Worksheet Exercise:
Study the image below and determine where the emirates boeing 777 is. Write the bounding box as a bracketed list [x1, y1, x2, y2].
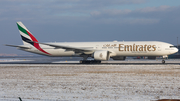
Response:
[6, 22, 178, 64]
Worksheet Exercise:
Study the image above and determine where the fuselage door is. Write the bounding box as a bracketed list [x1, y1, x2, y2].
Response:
[158, 44, 161, 51]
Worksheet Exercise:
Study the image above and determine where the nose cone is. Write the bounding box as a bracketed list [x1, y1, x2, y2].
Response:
[169, 47, 178, 54]
[172, 48, 179, 53]
[175, 47, 179, 53]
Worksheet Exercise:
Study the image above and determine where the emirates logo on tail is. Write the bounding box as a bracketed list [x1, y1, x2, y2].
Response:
[17, 22, 51, 55]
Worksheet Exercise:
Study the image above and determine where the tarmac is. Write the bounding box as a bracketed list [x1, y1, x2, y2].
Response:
[0, 60, 180, 101]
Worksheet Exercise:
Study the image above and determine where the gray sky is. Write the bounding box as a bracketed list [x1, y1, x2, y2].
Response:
[1, 0, 180, 55]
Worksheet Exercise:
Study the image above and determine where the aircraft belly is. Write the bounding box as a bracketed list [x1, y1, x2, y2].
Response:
[23, 49, 74, 56]
[47, 49, 75, 56]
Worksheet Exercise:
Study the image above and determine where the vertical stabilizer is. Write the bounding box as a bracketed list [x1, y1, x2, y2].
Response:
[16, 22, 50, 55]
[17, 22, 38, 45]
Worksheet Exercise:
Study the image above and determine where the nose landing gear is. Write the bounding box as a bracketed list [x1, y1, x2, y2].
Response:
[162, 55, 168, 64]
[162, 60, 165, 64]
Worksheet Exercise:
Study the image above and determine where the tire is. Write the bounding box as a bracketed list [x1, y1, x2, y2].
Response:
[162, 60, 165, 64]
[79, 60, 101, 64]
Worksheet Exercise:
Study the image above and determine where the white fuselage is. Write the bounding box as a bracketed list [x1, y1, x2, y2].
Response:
[21, 41, 178, 57]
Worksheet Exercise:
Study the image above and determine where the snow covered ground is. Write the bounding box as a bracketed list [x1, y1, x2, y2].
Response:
[0, 63, 180, 101]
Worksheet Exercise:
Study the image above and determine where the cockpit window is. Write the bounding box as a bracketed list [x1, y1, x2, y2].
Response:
[170, 46, 176, 48]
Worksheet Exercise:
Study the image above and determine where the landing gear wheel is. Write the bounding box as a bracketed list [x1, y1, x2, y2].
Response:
[79, 60, 101, 64]
[162, 60, 165, 64]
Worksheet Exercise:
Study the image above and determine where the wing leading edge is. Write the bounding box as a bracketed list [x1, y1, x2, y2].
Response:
[38, 42, 95, 54]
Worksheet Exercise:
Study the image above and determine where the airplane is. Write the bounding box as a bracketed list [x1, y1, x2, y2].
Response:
[6, 22, 178, 64]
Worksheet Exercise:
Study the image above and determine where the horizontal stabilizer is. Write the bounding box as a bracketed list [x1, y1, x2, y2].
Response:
[5, 44, 31, 49]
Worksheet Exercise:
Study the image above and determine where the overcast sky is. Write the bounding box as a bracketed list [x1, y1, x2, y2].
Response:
[1, 0, 180, 55]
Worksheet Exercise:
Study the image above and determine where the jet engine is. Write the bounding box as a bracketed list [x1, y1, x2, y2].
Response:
[93, 50, 110, 61]
[112, 56, 126, 60]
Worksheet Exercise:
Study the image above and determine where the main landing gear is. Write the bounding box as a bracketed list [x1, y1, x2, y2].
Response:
[80, 60, 101, 64]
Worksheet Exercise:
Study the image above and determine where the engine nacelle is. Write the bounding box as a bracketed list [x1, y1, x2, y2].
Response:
[93, 50, 110, 61]
[112, 56, 126, 60]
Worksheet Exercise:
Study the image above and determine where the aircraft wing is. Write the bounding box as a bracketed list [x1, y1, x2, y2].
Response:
[39, 42, 94, 53]
[5, 44, 31, 49]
